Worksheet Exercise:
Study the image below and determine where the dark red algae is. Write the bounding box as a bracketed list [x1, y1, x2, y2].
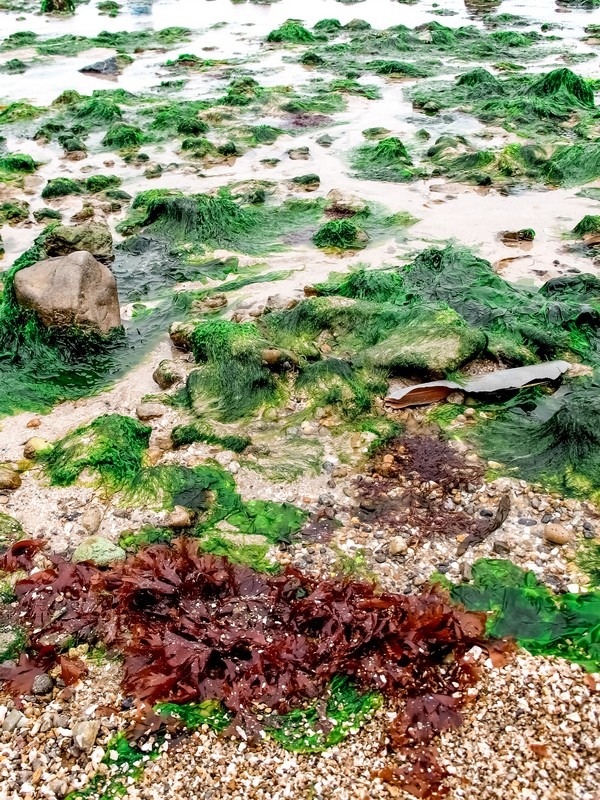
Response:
[0, 539, 507, 797]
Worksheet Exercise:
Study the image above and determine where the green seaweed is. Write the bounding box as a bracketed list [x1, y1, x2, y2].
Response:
[572, 215, 600, 237]
[313, 219, 366, 250]
[101, 123, 144, 148]
[267, 20, 317, 44]
[451, 559, 600, 672]
[171, 422, 250, 453]
[476, 380, 600, 502]
[41, 178, 84, 199]
[351, 136, 419, 183]
[42, 414, 151, 490]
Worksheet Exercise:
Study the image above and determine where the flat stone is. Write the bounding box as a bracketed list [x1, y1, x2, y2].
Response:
[518, 518, 538, 526]
[80, 56, 119, 76]
[2, 709, 24, 733]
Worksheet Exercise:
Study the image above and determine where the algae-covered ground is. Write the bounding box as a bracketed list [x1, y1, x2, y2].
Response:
[1, 1, 600, 800]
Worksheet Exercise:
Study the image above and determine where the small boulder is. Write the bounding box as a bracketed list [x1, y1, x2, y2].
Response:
[0, 466, 21, 491]
[169, 320, 195, 351]
[326, 189, 367, 215]
[388, 536, 408, 556]
[136, 402, 164, 421]
[13, 251, 121, 336]
[152, 359, 184, 389]
[44, 223, 114, 264]
[32, 673, 54, 695]
[81, 506, 103, 534]
[80, 56, 119, 76]
[287, 146, 310, 160]
[72, 536, 126, 566]
[543, 523, 573, 545]
[23, 437, 52, 460]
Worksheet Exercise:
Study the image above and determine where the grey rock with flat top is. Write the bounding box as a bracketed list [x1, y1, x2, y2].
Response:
[13, 251, 121, 335]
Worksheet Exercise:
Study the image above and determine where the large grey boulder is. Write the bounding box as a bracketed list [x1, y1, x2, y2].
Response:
[13, 251, 121, 335]
[44, 222, 114, 263]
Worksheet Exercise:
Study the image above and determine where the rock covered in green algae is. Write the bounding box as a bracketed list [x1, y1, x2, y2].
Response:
[152, 359, 185, 389]
[0, 512, 25, 548]
[43, 222, 114, 263]
[72, 535, 126, 566]
[357, 309, 487, 376]
[13, 251, 121, 335]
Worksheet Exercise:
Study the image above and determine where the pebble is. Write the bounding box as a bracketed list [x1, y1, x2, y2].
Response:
[543, 523, 573, 545]
[81, 506, 103, 534]
[31, 674, 53, 695]
[518, 518, 538, 526]
[388, 536, 408, 556]
[72, 720, 101, 751]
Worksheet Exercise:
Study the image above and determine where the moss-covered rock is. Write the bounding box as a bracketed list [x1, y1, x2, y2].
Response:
[72, 535, 126, 566]
[357, 308, 486, 376]
[44, 222, 114, 263]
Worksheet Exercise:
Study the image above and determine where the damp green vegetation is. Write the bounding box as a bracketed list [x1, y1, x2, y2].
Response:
[97, 0, 121, 16]
[171, 422, 250, 453]
[0, 201, 30, 225]
[0, 225, 192, 416]
[64, 732, 159, 800]
[313, 220, 367, 250]
[0, 102, 46, 126]
[576, 541, 600, 588]
[572, 215, 600, 237]
[101, 123, 144, 149]
[291, 19, 555, 80]
[450, 559, 600, 672]
[0, 58, 28, 74]
[476, 379, 600, 503]
[316, 245, 600, 368]
[42, 414, 152, 491]
[40, 413, 307, 548]
[40, 175, 121, 199]
[155, 676, 381, 753]
[41, 0, 75, 13]
[1, 27, 192, 58]
[409, 67, 599, 142]
[267, 20, 318, 44]
[118, 188, 332, 255]
[351, 136, 422, 182]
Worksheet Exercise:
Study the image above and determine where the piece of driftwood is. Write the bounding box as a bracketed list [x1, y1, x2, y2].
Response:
[386, 360, 571, 408]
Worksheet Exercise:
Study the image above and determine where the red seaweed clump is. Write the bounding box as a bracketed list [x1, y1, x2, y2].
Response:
[1, 539, 498, 797]
[356, 435, 484, 539]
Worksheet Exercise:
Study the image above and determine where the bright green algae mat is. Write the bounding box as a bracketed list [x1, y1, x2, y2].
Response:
[447, 559, 600, 672]
[39, 413, 307, 567]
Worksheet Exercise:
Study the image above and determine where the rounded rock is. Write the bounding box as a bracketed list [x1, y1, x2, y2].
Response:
[543, 523, 573, 545]
[32, 673, 53, 696]
[0, 466, 21, 491]
[23, 437, 52, 460]
[136, 403, 164, 421]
